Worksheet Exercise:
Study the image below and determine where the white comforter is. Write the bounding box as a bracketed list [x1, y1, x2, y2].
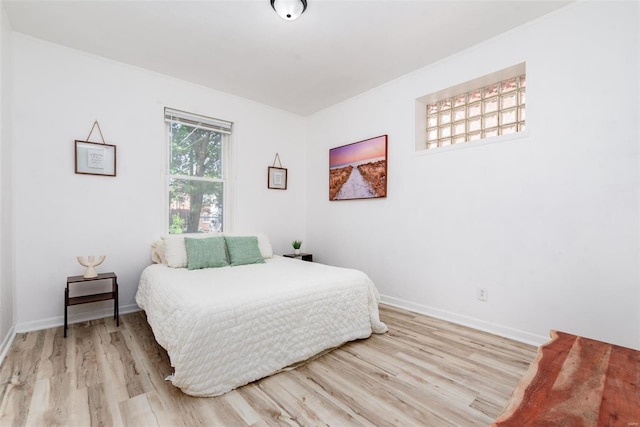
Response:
[135, 256, 388, 397]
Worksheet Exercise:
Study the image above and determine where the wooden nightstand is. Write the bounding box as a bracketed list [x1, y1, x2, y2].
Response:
[65, 272, 119, 337]
[283, 253, 313, 262]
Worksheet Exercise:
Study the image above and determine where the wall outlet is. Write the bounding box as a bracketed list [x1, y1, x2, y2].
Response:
[477, 288, 488, 301]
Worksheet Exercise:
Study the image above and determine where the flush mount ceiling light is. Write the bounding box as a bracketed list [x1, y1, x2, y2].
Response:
[270, 0, 307, 21]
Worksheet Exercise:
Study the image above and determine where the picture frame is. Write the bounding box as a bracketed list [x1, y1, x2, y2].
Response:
[75, 140, 117, 177]
[329, 134, 387, 201]
[268, 166, 287, 190]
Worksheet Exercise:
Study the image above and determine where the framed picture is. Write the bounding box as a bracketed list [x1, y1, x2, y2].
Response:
[268, 166, 288, 190]
[75, 140, 116, 177]
[329, 135, 387, 201]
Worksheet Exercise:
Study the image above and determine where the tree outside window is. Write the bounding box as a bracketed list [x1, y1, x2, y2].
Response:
[166, 109, 230, 234]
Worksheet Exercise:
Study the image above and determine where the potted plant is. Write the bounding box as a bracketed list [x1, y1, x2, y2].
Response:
[292, 240, 302, 255]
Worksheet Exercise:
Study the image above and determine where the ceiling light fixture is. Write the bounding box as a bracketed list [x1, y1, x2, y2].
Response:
[270, 0, 307, 21]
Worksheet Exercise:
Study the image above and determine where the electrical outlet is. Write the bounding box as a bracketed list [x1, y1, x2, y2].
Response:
[477, 288, 488, 301]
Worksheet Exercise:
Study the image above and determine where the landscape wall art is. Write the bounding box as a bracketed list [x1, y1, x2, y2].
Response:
[329, 135, 387, 201]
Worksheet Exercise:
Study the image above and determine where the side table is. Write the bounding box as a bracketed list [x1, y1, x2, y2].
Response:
[283, 253, 313, 262]
[65, 272, 119, 337]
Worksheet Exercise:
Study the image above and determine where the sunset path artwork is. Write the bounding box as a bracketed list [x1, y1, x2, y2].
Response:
[329, 135, 387, 200]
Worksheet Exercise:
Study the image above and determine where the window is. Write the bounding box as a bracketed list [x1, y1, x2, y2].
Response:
[165, 108, 232, 234]
[416, 63, 526, 151]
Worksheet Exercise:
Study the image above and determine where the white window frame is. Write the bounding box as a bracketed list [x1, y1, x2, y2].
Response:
[164, 107, 233, 234]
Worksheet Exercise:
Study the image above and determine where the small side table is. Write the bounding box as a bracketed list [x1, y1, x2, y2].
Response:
[65, 272, 119, 337]
[283, 253, 313, 262]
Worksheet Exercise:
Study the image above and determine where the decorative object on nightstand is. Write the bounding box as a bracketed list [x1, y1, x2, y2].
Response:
[291, 240, 302, 255]
[283, 252, 312, 262]
[65, 272, 118, 337]
[77, 255, 106, 278]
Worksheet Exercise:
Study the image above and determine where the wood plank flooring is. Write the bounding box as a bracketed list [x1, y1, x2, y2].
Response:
[0, 305, 537, 426]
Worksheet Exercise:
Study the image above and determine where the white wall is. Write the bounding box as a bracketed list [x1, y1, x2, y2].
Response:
[0, 2, 15, 359]
[306, 2, 640, 349]
[12, 35, 306, 331]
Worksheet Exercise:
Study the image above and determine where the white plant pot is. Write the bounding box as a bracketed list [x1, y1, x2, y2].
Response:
[294, 249, 301, 255]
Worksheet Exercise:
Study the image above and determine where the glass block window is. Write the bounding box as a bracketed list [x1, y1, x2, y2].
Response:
[425, 75, 526, 150]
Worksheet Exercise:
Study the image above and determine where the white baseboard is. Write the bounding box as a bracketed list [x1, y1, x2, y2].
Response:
[0, 324, 16, 366]
[15, 304, 141, 333]
[380, 295, 548, 347]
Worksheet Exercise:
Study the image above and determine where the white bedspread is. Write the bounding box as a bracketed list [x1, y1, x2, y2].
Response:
[135, 256, 387, 397]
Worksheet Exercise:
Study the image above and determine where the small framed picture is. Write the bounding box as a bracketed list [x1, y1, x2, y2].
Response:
[75, 140, 116, 177]
[268, 166, 287, 190]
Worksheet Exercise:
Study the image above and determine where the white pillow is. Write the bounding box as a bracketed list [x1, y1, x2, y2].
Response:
[161, 233, 219, 268]
[255, 232, 273, 259]
[151, 240, 166, 264]
[222, 232, 273, 259]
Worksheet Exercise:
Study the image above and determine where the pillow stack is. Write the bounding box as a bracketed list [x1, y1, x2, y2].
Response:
[151, 232, 272, 270]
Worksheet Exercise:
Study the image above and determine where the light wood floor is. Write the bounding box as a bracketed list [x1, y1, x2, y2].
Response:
[0, 305, 537, 426]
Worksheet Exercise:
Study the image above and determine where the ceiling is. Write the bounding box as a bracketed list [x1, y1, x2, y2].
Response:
[3, 0, 571, 116]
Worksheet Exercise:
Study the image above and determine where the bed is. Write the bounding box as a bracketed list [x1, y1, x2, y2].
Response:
[135, 234, 387, 397]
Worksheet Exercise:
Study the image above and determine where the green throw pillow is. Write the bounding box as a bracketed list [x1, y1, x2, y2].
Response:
[184, 236, 228, 270]
[224, 236, 265, 267]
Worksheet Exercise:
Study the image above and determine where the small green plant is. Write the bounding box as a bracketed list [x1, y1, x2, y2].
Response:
[292, 240, 302, 250]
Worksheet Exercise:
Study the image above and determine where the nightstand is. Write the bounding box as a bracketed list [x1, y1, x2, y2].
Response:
[65, 272, 119, 337]
[283, 253, 313, 262]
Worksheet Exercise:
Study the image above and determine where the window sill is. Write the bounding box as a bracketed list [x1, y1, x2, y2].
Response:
[413, 130, 530, 158]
